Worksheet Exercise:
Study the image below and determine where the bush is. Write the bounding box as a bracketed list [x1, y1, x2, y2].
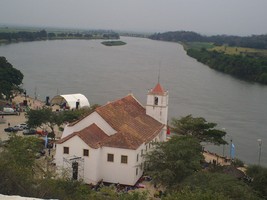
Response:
[232, 158, 244, 167]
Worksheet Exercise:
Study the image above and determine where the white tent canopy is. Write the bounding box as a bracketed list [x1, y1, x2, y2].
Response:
[51, 93, 90, 109]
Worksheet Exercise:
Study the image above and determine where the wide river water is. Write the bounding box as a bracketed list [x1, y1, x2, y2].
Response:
[0, 37, 266, 165]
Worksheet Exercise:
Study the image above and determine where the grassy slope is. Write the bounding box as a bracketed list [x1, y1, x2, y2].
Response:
[184, 42, 214, 50]
[211, 46, 267, 57]
[185, 42, 267, 57]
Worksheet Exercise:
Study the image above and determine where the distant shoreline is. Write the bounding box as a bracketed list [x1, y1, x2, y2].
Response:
[0, 28, 120, 45]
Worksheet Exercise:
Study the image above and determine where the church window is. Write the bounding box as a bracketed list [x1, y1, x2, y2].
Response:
[83, 149, 89, 157]
[154, 96, 158, 105]
[63, 147, 69, 154]
[136, 168, 138, 175]
[107, 153, 114, 162]
[121, 155, 128, 164]
[136, 154, 139, 162]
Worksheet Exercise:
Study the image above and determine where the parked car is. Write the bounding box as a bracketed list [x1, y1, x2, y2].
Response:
[4, 127, 17, 132]
[23, 129, 37, 135]
[18, 123, 28, 130]
[1, 107, 18, 115]
[3, 107, 15, 113]
[13, 125, 23, 131]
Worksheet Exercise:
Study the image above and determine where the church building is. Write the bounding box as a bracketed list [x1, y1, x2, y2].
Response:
[54, 83, 169, 186]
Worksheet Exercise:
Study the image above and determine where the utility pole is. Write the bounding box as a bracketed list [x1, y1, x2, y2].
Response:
[222, 128, 226, 157]
[34, 86, 37, 100]
[230, 139, 233, 160]
[258, 139, 262, 166]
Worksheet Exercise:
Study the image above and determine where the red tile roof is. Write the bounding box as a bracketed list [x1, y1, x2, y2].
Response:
[57, 123, 108, 149]
[96, 94, 164, 149]
[59, 95, 164, 150]
[150, 83, 165, 95]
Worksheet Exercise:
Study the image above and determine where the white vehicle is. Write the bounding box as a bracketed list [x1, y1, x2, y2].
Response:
[13, 125, 23, 131]
[18, 123, 28, 129]
[14, 123, 28, 131]
[13, 125, 22, 131]
[3, 107, 15, 113]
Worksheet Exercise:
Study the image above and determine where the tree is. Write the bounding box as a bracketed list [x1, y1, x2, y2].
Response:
[26, 106, 98, 135]
[26, 107, 58, 135]
[88, 186, 148, 200]
[246, 165, 267, 199]
[145, 135, 204, 189]
[0, 135, 92, 199]
[171, 115, 227, 145]
[35, 178, 93, 200]
[180, 172, 261, 200]
[163, 188, 226, 200]
[0, 135, 43, 196]
[0, 57, 23, 100]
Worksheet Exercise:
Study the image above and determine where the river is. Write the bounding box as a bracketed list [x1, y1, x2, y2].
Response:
[0, 36, 266, 166]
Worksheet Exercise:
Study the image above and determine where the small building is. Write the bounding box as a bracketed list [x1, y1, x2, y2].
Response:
[55, 83, 169, 186]
[51, 93, 90, 109]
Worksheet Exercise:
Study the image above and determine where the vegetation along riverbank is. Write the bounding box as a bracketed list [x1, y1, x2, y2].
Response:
[0, 27, 120, 45]
[149, 31, 267, 84]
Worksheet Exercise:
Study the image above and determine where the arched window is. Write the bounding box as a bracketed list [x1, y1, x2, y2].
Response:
[154, 96, 158, 105]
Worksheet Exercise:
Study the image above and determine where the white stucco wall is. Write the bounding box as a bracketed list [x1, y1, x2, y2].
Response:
[100, 147, 141, 186]
[55, 135, 102, 184]
[99, 138, 159, 186]
[55, 131, 164, 186]
[62, 112, 116, 138]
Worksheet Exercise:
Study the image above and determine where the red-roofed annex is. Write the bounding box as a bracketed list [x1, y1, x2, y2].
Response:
[55, 83, 169, 186]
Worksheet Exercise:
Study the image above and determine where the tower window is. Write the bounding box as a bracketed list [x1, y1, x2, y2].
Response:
[154, 96, 158, 105]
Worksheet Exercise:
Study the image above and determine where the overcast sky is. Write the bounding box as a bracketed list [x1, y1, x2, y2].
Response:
[1, 0, 267, 36]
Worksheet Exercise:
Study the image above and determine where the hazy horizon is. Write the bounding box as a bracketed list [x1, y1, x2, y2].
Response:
[1, 0, 267, 36]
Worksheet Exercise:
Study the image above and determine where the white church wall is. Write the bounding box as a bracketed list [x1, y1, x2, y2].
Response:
[100, 147, 140, 186]
[55, 136, 102, 184]
[62, 112, 116, 138]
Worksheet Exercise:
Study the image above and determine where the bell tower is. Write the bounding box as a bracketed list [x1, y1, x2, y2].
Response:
[146, 83, 169, 126]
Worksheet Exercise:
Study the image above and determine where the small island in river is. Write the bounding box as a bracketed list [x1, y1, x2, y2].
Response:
[101, 40, 126, 46]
